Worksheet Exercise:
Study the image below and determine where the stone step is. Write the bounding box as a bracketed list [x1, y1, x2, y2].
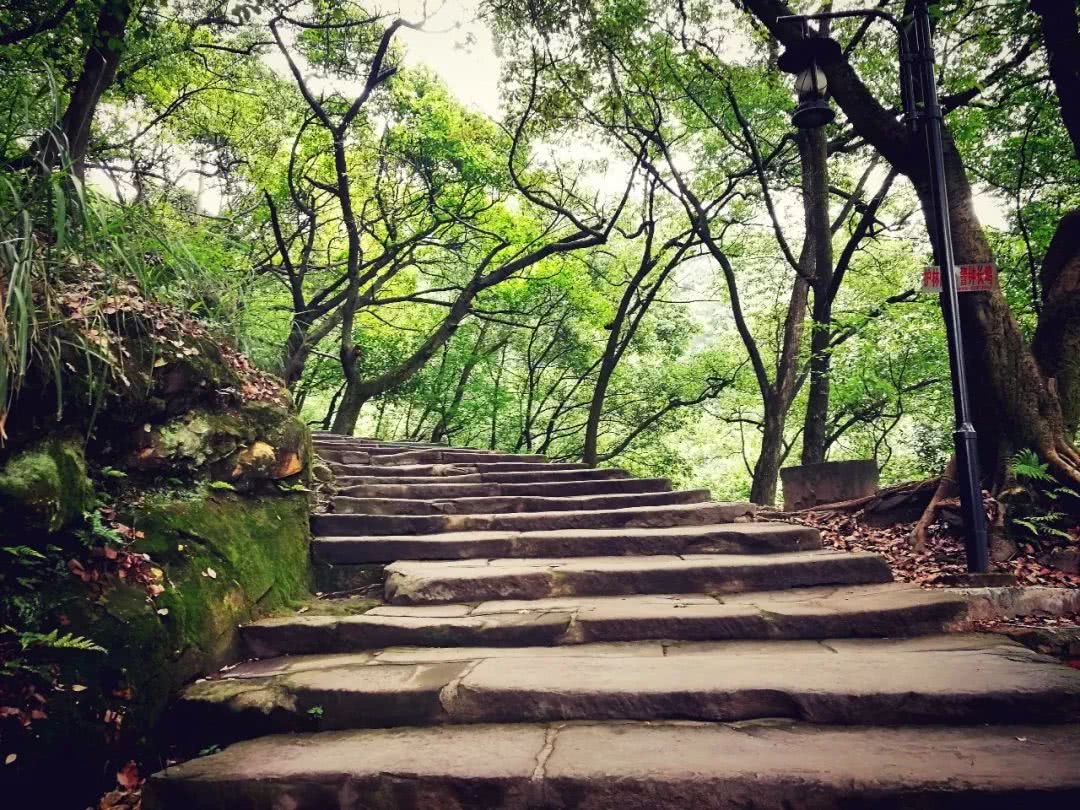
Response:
[313, 439, 448, 449]
[336, 477, 672, 500]
[326, 460, 589, 477]
[313, 522, 822, 563]
[383, 550, 893, 604]
[148, 720, 1080, 810]
[320, 448, 550, 466]
[173, 636, 1080, 741]
[240, 584, 969, 657]
[310, 501, 756, 537]
[330, 488, 710, 516]
[337, 445, 522, 458]
[335, 467, 630, 486]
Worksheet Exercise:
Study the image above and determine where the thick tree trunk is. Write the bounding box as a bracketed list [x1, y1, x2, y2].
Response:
[910, 136, 1078, 485]
[1030, 0, 1080, 160]
[1032, 209, 1080, 436]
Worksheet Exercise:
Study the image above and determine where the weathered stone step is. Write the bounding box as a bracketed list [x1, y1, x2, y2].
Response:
[173, 636, 1080, 741]
[383, 550, 892, 604]
[311, 501, 755, 537]
[335, 467, 630, 486]
[336, 477, 672, 500]
[327, 460, 589, 477]
[312, 438, 448, 450]
[320, 448, 549, 466]
[338, 445, 524, 458]
[331, 488, 710, 516]
[148, 720, 1080, 810]
[240, 584, 969, 657]
[313, 522, 821, 563]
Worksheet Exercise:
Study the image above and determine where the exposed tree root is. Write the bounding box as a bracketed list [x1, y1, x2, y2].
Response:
[911, 457, 956, 552]
[1047, 439, 1080, 486]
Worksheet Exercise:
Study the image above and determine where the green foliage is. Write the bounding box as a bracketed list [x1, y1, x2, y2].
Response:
[1003, 449, 1080, 544]
[1011, 448, 1054, 483]
[6, 628, 106, 655]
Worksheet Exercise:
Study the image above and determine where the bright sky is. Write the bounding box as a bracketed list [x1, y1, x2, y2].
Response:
[394, 1, 502, 118]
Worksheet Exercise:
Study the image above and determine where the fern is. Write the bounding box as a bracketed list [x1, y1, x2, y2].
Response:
[75, 509, 122, 547]
[8, 627, 106, 653]
[1010, 448, 1053, 482]
[2, 545, 46, 560]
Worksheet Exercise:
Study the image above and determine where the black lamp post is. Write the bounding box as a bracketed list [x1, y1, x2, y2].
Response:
[776, 0, 991, 574]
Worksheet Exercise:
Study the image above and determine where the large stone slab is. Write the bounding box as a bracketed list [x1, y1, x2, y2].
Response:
[147, 721, 1080, 810]
[242, 610, 574, 657]
[313, 522, 822, 563]
[443, 635, 1080, 726]
[312, 501, 756, 536]
[172, 635, 1080, 744]
[337, 477, 672, 500]
[383, 550, 891, 604]
[330, 488, 710, 516]
[335, 467, 630, 486]
[326, 460, 589, 477]
[241, 584, 969, 656]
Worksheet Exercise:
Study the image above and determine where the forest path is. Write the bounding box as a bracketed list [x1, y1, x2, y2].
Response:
[147, 435, 1080, 809]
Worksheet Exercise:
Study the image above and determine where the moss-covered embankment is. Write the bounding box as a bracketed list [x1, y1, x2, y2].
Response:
[0, 281, 314, 807]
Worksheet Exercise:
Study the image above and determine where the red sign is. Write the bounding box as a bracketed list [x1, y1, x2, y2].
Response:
[922, 263, 996, 293]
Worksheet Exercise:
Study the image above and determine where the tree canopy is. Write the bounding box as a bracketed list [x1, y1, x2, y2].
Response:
[1, 0, 1077, 505]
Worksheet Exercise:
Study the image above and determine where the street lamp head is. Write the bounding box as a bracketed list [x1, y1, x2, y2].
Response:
[777, 35, 842, 130]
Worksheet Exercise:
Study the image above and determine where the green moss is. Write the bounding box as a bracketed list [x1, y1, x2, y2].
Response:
[18, 486, 312, 795]
[267, 595, 382, 618]
[0, 437, 94, 533]
[135, 489, 310, 614]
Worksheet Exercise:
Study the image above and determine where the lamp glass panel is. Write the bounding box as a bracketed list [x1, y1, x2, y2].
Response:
[794, 64, 827, 96]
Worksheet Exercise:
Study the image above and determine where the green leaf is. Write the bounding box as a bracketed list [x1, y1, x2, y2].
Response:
[2, 546, 46, 560]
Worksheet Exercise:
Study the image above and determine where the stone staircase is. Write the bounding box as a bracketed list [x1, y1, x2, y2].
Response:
[148, 436, 1080, 808]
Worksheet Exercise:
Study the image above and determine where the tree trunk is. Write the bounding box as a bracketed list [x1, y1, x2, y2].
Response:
[802, 297, 833, 465]
[490, 343, 506, 450]
[750, 272, 810, 505]
[282, 313, 315, 388]
[1032, 209, 1080, 436]
[330, 381, 365, 436]
[910, 137, 1078, 484]
[582, 354, 616, 467]
[750, 403, 787, 505]
[33, 0, 132, 175]
[799, 128, 835, 465]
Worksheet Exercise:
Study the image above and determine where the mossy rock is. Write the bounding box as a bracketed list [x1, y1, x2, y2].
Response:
[125, 405, 309, 490]
[134, 488, 312, 631]
[11, 487, 312, 803]
[0, 436, 94, 534]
